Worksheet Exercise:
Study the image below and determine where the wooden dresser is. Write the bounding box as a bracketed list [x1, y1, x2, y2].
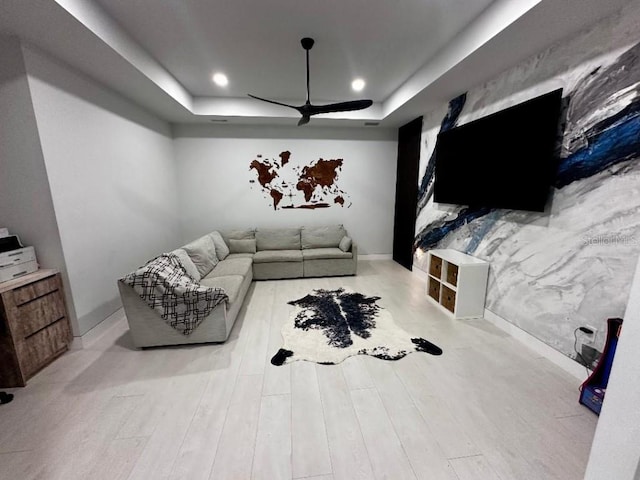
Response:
[0, 269, 72, 387]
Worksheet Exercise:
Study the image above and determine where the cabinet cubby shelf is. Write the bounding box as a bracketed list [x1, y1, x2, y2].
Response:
[426, 249, 489, 319]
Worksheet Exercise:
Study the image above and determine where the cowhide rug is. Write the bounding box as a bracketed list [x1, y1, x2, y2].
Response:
[271, 288, 443, 366]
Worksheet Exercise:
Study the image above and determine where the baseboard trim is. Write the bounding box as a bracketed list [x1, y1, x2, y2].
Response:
[73, 308, 125, 349]
[484, 308, 587, 381]
[359, 254, 393, 261]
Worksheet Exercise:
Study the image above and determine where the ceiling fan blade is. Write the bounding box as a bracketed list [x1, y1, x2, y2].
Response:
[251, 39, 373, 126]
[308, 99, 373, 115]
[298, 115, 311, 126]
[247, 94, 299, 110]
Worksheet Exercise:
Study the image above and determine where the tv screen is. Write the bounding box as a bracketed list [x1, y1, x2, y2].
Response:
[433, 88, 563, 212]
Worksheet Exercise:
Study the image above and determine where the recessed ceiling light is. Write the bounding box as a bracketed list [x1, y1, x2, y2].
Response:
[351, 78, 366, 92]
[212, 73, 228, 87]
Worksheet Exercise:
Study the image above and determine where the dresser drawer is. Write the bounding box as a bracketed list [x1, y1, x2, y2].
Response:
[12, 274, 59, 306]
[21, 318, 70, 377]
[18, 291, 66, 338]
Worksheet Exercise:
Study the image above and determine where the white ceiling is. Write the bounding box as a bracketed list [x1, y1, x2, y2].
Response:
[92, 0, 495, 102]
[0, 0, 632, 128]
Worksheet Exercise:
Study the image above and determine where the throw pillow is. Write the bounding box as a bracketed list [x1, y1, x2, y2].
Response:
[229, 238, 257, 254]
[339, 236, 352, 252]
[182, 235, 219, 278]
[209, 231, 230, 260]
[171, 248, 201, 282]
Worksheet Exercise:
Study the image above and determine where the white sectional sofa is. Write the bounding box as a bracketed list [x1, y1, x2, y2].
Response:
[118, 225, 356, 348]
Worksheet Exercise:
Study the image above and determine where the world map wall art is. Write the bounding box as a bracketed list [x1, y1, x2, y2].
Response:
[249, 151, 351, 210]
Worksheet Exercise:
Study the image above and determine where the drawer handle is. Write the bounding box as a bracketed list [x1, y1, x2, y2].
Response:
[12, 271, 27, 278]
[7, 252, 22, 257]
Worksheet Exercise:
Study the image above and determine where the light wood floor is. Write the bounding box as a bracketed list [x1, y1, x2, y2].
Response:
[0, 260, 597, 480]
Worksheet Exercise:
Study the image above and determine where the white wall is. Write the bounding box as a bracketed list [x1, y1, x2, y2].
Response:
[585, 254, 640, 480]
[0, 36, 77, 329]
[21, 44, 181, 336]
[173, 125, 397, 255]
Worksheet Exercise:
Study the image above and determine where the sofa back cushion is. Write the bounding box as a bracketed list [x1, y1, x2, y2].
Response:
[228, 239, 257, 254]
[171, 248, 201, 281]
[182, 235, 218, 278]
[301, 225, 347, 249]
[256, 228, 301, 251]
[221, 229, 255, 245]
[209, 231, 230, 260]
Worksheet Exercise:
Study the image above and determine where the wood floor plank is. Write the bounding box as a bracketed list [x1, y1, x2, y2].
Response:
[350, 388, 417, 480]
[252, 394, 292, 480]
[298, 475, 335, 480]
[85, 437, 148, 480]
[239, 283, 275, 376]
[316, 365, 375, 480]
[340, 356, 375, 391]
[262, 281, 292, 396]
[209, 374, 263, 480]
[450, 454, 503, 480]
[126, 374, 209, 480]
[394, 354, 481, 460]
[168, 332, 249, 480]
[51, 394, 144, 479]
[291, 361, 332, 479]
[0, 450, 41, 480]
[367, 360, 459, 480]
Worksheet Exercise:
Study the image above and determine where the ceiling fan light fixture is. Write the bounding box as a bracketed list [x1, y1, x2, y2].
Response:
[351, 78, 366, 92]
[212, 72, 228, 87]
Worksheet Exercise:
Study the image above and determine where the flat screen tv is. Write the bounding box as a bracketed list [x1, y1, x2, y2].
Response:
[433, 88, 563, 212]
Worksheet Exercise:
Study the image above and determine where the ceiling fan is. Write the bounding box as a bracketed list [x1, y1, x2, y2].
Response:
[248, 37, 373, 126]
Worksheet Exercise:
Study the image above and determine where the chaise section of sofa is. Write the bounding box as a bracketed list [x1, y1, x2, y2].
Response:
[118, 232, 253, 348]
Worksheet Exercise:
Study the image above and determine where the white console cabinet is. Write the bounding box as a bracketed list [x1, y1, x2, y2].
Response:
[426, 249, 489, 319]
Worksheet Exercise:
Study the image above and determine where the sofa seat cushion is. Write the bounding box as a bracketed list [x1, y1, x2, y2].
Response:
[253, 249, 303, 263]
[205, 257, 253, 278]
[226, 253, 255, 260]
[256, 228, 301, 251]
[200, 275, 244, 304]
[301, 225, 347, 249]
[302, 248, 353, 260]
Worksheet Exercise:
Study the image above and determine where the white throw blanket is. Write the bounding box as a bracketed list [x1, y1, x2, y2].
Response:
[120, 253, 228, 335]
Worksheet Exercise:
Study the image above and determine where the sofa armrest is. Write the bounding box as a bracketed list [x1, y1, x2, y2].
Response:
[350, 241, 358, 258]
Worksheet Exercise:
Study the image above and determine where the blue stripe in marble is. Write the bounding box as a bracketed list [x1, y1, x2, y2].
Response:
[556, 105, 640, 188]
[416, 93, 467, 214]
[465, 210, 501, 255]
[415, 207, 492, 251]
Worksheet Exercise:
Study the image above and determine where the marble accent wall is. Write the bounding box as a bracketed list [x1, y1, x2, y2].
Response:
[414, 3, 640, 359]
